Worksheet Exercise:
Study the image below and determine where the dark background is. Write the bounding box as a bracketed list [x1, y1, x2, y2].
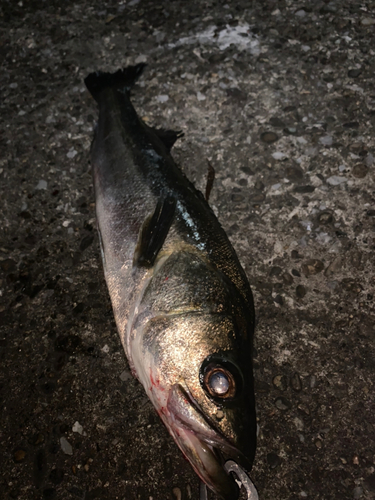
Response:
[1, 1, 374, 499]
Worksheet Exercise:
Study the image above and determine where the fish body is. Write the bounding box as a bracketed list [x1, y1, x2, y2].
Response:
[85, 65, 256, 500]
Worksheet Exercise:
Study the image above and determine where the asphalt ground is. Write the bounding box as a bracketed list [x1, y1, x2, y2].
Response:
[1, 1, 374, 499]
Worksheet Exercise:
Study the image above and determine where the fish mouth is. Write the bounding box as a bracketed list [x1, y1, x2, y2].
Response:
[164, 384, 252, 500]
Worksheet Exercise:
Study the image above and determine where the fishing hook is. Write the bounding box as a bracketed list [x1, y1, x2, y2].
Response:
[199, 460, 259, 500]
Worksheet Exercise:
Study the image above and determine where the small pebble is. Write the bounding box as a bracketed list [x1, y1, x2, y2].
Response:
[135, 54, 147, 64]
[254, 179, 265, 191]
[315, 439, 322, 449]
[66, 148, 77, 159]
[231, 193, 244, 202]
[353, 486, 363, 499]
[72, 421, 83, 435]
[257, 282, 272, 296]
[272, 375, 287, 391]
[274, 294, 284, 305]
[260, 131, 278, 143]
[282, 272, 293, 285]
[285, 166, 303, 181]
[272, 151, 287, 161]
[120, 370, 132, 382]
[284, 126, 297, 134]
[317, 211, 333, 225]
[319, 135, 333, 146]
[365, 153, 374, 167]
[298, 403, 310, 416]
[269, 117, 285, 128]
[269, 266, 282, 277]
[301, 259, 324, 277]
[361, 17, 375, 26]
[352, 164, 368, 178]
[197, 91, 206, 101]
[252, 193, 265, 204]
[294, 185, 315, 193]
[348, 68, 362, 78]
[291, 249, 303, 259]
[13, 449, 26, 462]
[156, 95, 169, 103]
[36, 180, 47, 190]
[291, 372, 302, 391]
[172, 487, 182, 500]
[294, 417, 304, 431]
[326, 176, 347, 186]
[275, 396, 291, 411]
[297, 136, 308, 145]
[60, 437, 73, 455]
[296, 285, 306, 298]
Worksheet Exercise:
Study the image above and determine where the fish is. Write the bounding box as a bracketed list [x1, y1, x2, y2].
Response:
[84, 65, 256, 500]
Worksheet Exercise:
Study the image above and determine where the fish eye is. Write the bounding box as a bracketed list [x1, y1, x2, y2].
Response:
[204, 366, 236, 399]
[200, 357, 242, 402]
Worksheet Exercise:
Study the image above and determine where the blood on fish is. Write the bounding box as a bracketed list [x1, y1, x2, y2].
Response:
[150, 370, 165, 391]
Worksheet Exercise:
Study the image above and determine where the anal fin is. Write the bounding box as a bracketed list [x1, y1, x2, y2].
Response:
[134, 195, 176, 268]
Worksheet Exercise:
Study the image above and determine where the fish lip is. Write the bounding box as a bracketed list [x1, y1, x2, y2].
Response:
[167, 384, 250, 499]
[181, 383, 250, 464]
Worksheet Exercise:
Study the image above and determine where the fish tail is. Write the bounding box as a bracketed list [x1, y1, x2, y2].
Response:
[84, 64, 146, 102]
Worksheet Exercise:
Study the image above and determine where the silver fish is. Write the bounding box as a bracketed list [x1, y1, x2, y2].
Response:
[84, 65, 256, 500]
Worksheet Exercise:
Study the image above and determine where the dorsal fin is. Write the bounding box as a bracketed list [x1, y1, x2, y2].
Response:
[149, 127, 184, 152]
[133, 195, 176, 268]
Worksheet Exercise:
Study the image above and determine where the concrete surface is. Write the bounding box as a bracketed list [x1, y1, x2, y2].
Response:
[1, 1, 374, 499]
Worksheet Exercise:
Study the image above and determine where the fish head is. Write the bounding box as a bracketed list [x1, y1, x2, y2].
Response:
[136, 312, 256, 500]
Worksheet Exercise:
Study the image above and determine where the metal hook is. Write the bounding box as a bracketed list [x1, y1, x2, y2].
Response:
[199, 460, 259, 500]
[224, 460, 259, 499]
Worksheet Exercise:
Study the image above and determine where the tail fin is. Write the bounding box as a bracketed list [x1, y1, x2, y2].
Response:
[84, 64, 146, 102]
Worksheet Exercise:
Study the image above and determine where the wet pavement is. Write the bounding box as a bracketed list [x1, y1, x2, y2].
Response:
[1, 1, 375, 499]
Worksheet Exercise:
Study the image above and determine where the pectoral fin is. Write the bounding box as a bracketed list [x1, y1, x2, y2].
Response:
[134, 195, 176, 268]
